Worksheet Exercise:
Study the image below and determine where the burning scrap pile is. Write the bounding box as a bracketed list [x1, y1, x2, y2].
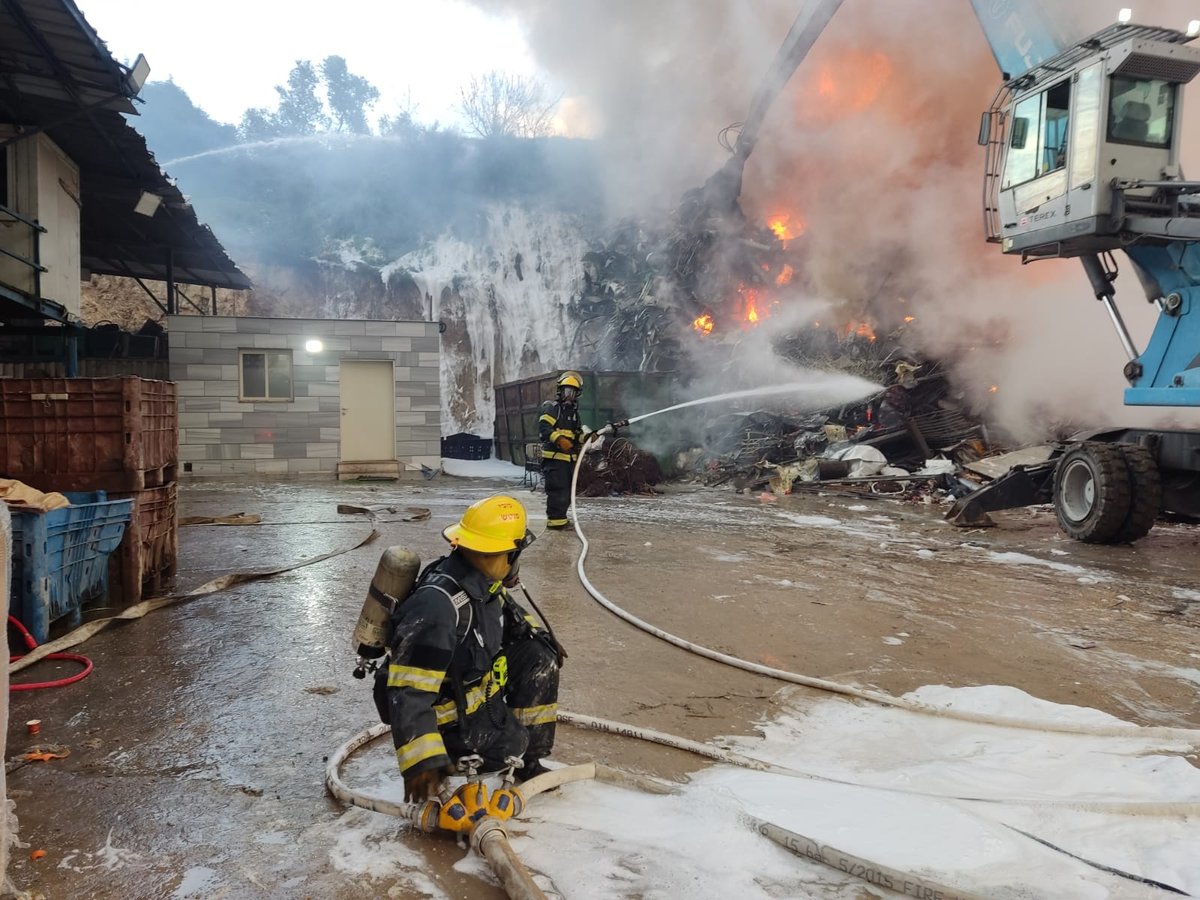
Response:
[576, 437, 664, 497]
[683, 364, 992, 503]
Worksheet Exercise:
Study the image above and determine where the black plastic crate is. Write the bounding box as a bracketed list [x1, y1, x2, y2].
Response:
[441, 433, 493, 460]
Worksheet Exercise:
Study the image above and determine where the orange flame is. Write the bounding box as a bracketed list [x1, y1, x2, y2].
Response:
[844, 320, 877, 342]
[903, 315, 915, 323]
[775, 264, 794, 286]
[989, 384, 999, 394]
[693, 313, 714, 336]
[767, 213, 805, 244]
[739, 284, 765, 326]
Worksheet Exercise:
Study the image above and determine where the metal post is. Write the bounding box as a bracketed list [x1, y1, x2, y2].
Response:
[165, 248, 176, 315]
[211, 285, 217, 316]
[65, 330, 78, 377]
[33, 220, 41, 298]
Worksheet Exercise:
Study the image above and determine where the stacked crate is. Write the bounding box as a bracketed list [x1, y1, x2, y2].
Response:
[0, 376, 178, 604]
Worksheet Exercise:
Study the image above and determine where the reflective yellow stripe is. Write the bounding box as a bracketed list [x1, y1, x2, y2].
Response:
[434, 700, 457, 726]
[542, 450, 574, 462]
[513, 703, 558, 726]
[461, 672, 498, 715]
[387, 664, 444, 692]
[539, 414, 557, 425]
[396, 732, 447, 771]
[430, 674, 500, 725]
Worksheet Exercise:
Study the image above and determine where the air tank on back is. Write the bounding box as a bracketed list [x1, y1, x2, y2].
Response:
[353, 547, 421, 659]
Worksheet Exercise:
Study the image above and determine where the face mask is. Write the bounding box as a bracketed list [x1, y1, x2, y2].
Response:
[561, 387, 579, 404]
[471, 552, 511, 583]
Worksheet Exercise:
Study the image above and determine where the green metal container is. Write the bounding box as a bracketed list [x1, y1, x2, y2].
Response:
[494, 370, 675, 465]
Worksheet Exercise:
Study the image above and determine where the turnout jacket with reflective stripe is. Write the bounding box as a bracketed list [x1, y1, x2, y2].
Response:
[384, 552, 538, 777]
[539, 400, 585, 462]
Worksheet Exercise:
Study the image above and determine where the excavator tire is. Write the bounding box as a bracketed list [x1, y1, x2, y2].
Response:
[1052, 442, 1133, 543]
[1113, 444, 1162, 543]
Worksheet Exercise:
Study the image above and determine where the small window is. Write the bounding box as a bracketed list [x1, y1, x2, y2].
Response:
[1040, 80, 1070, 176]
[1003, 93, 1042, 188]
[239, 349, 293, 401]
[1107, 76, 1175, 148]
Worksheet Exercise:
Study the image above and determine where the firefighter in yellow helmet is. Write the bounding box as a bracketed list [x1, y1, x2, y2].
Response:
[373, 495, 563, 802]
[539, 370, 590, 529]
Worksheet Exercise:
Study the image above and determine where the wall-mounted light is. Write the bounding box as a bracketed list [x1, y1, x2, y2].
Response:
[305, 339, 324, 353]
[125, 54, 151, 95]
[1188, 19, 1200, 36]
[133, 190, 161, 216]
[1118, 8, 1133, 23]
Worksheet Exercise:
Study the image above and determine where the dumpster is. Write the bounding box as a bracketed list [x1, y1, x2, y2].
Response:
[8, 491, 133, 642]
[494, 370, 675, 465]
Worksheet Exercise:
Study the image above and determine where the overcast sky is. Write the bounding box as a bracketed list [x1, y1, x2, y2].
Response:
[81, 0, 540, 128]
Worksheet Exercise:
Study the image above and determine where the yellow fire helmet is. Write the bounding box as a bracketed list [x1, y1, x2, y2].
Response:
[557, 370, 584, 392]
[443, 495, 531, 554]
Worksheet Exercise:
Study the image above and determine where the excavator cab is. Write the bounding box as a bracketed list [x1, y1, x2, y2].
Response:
[979, 23, 1200, 260]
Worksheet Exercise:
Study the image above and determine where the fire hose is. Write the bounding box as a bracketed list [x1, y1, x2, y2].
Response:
[324, 723, 675, 900]
[554, 429, 1198, 896]
[568, 433, 1200, 745]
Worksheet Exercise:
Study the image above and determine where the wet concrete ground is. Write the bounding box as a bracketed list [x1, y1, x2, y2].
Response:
[5, 475, 1199, 898]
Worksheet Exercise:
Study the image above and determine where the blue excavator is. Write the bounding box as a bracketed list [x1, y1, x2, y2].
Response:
[711, 1, 1200, 543]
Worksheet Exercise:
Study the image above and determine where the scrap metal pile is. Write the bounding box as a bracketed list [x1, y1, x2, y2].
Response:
[678, 365, 995, 505]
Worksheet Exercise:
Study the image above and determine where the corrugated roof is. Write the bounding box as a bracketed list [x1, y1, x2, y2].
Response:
[0, 0, 251, 291]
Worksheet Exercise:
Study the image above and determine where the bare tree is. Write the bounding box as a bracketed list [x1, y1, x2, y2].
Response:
[458, 71, 558, 138]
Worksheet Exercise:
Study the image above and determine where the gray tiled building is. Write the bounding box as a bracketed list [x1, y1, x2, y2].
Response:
[167, 315, 441, 479]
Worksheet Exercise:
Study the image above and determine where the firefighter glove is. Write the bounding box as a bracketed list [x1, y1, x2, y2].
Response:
[404, 766, 450, 804]
[555, 436, 574, 452]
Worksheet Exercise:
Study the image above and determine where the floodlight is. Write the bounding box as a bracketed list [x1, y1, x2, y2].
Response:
[133, 191, 161, 217]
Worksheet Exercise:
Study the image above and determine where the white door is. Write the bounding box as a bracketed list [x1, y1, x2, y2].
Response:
[340, 360, 396, 462]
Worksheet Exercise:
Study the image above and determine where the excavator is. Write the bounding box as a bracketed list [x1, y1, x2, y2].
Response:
[712, 0, 1200, 543]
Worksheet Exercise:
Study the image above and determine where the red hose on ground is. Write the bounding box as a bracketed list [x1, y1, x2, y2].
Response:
[8, 615, 94, 691]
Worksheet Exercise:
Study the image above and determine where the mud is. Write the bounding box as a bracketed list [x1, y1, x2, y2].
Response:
[6, 477, 1198, 897]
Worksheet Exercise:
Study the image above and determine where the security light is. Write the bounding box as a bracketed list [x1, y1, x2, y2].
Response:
[124, 53, 150, 95]
[1188, 20, 1200, 36]
[133, 190, 161, 216]
[126, 54, 151, 95]
[305, 339, 324, 353]
[1118, 8, 1133, 23]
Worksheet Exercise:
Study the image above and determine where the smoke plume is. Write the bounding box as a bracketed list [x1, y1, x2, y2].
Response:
[472, 0, 1200, 439]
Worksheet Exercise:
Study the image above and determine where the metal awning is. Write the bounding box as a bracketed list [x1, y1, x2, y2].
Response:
[0, 0, 250, 298]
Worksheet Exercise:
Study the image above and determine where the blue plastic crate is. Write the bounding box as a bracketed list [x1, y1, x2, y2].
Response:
[8, 490, 133, 643]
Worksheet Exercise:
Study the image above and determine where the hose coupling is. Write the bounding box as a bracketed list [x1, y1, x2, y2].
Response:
[411, 799, 442, 833]
[470, 816, 508, 854]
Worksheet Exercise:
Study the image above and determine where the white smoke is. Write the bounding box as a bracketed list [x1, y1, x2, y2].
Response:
[469, 0, 1200, 438]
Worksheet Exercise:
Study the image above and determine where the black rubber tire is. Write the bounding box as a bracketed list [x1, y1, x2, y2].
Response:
[1113, 444, 1162, 543]
[1053, 442, 1133, 543]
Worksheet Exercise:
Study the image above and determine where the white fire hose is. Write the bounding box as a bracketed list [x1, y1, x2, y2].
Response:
[568, 437, 1200, 745]
[557, 435, 1198, 896]
[325, 430, 1197, 899]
